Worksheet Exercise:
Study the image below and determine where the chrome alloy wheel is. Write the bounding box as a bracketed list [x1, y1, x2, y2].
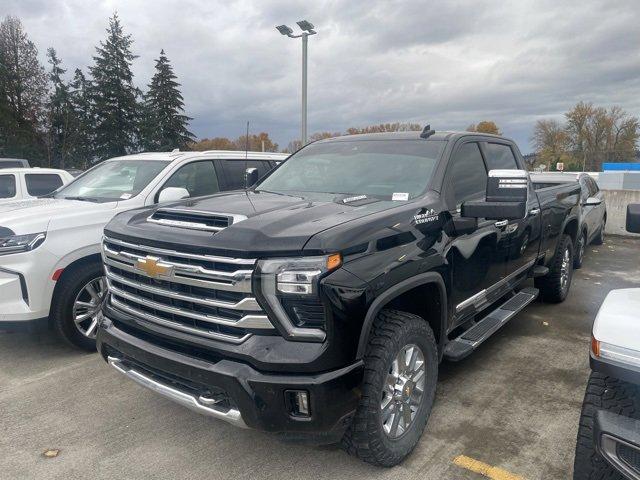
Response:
[560, 247, 571, 292]
[381, 344, 426, 439]
[72, 276, 107, 339]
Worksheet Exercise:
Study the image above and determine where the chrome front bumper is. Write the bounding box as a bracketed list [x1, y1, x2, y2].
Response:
[107, 356, 247, 429]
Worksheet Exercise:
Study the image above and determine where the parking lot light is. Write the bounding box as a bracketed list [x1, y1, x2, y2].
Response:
[275, 19, 317, 145]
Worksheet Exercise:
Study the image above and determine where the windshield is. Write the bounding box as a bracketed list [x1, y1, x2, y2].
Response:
[54, 160, 170, 202]
[256, 140, 444, 199]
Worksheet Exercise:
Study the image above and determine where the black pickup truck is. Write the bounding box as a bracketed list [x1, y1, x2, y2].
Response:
[97, 129, 581, 466]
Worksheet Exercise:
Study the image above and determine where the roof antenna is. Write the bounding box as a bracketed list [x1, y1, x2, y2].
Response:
[420, 124, 435, 139]
[244, 121, 249, 184]
[244, 121, 249, 160]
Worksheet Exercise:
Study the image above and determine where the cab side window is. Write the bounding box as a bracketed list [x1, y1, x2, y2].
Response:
[160, 161, 220, 199]
[484, 143, 518, 170]
[0, 174, 16, 198]
[448, 142, 487, 208]
[25, 174, 63, 196]
[579, 178, 590, 203]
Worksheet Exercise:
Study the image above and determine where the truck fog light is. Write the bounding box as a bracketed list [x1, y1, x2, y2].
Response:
[286, 390, 310, 417]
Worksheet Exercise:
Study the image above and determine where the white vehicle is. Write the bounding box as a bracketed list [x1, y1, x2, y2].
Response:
[0, 168, 74, 203]
[573, 204, 640, 479]
[0, 150, 287, 350]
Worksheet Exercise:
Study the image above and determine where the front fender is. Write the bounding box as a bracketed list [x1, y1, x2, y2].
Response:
[355, 272, 447, 360]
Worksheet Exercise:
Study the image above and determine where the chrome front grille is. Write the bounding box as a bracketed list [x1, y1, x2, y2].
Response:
[102, 236, 274, 344]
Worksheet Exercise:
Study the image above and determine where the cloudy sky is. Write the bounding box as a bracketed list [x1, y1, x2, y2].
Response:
[5, 0, 640, 152]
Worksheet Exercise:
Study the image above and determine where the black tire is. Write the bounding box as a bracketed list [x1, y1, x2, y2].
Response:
[574, 231, 587, 269]
[51, 261, 104, 351]
[573, 371, 640, 479]
[535, 234, 574, 303]
[342, 309, 438, 467]
[592, 218, 606, 245]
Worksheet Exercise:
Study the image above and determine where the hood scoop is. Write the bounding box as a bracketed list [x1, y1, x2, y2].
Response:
[147, 207, 246, 233]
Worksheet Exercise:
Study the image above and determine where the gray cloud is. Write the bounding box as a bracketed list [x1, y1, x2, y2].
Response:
[4, 0, 640, 152]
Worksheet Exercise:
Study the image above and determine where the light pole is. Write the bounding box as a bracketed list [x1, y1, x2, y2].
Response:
[276, 20, 317, 146]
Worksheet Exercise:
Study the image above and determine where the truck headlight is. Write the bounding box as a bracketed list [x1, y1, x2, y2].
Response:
[255, 254, 341, 341]
[0, 232, 46, 255]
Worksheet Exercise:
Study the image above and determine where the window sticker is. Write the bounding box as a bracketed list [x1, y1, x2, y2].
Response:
[392, 192, 409, 201]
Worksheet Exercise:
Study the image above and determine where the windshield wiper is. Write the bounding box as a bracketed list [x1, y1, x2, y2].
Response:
[254, 189, 301, 198]
[63, 196, 100, 203]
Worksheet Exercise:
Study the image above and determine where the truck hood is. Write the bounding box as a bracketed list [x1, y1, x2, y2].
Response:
[106, 190, 414, 256]
[0, 198, 119, 235]
[592, 288, 640, 352]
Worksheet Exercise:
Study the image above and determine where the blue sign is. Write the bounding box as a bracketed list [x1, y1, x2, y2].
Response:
[603, 163, 640, 171]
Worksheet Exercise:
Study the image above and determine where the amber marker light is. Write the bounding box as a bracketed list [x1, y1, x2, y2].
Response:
[591, 335, 600, 357]
[327, 253, 342, 271]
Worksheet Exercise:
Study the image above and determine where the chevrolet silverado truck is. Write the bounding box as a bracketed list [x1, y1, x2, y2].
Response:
[97, 129, 581, 466]
[0, 150, 285, 350]
[573, 204, 640, 479]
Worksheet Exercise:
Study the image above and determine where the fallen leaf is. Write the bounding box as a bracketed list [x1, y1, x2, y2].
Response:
[43, 449, 60, 458]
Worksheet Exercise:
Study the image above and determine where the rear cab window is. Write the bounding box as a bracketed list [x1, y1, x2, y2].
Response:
[25, 173, 64, 196]
[219, 160, 273, 190]
[0, 174, 17, 198]
[483, 143, 519, 170]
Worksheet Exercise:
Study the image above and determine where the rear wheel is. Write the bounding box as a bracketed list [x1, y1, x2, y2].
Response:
[342, 309, 438, 467]
[535, 234, 573, 303]
[51, 261, 105, 351]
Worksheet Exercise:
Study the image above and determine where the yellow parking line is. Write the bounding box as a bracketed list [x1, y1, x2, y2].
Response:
[453, 455, 525, 480]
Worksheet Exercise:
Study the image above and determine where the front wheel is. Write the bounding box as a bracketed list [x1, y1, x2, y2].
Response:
[51, 261, 106, 351]
[574, 232, 586, 269]
[592, 218, 606, 245]
[573, 372, 640, 479]
[342, 309, 438, 467]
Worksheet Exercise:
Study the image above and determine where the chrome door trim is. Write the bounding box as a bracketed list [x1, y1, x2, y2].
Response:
[455, 260, 536, 314]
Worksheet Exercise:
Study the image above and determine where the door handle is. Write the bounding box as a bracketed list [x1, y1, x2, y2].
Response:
[529, 208, 541, 216]
[494, 220, 509, 228]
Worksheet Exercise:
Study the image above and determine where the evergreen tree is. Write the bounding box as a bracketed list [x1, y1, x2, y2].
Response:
[142, 49, 194, 150]
[0, 16, 47, 162]
[68, 68, 94, 168]
[89, 13, 140, 160]
[46, 48, 74, 168]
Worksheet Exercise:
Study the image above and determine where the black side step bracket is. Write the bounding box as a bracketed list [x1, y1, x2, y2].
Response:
[529, 265, 549, 278]
[443, 287, 538, 362]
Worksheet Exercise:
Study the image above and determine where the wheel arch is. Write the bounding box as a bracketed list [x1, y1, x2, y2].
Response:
[562, 215, 580, 244]
[50, 253, 103, 310]
[356, 272, 447, 361]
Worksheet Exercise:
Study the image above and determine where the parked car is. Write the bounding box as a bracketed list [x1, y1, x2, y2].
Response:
[573, 204, 640, 479]
[0, 158, 30, 169]
[0, 150, 286, 350]
[97, 129, 581, 466]
[531, 172, 607, 268]
[0, 168, 74, 203]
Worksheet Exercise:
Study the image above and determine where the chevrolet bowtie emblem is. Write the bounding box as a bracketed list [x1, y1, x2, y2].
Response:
[135, 256, 172, 278]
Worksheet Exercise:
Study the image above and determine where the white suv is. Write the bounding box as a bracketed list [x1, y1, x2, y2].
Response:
[0, 150, 287, 350]
[0, 168, 74, 203]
